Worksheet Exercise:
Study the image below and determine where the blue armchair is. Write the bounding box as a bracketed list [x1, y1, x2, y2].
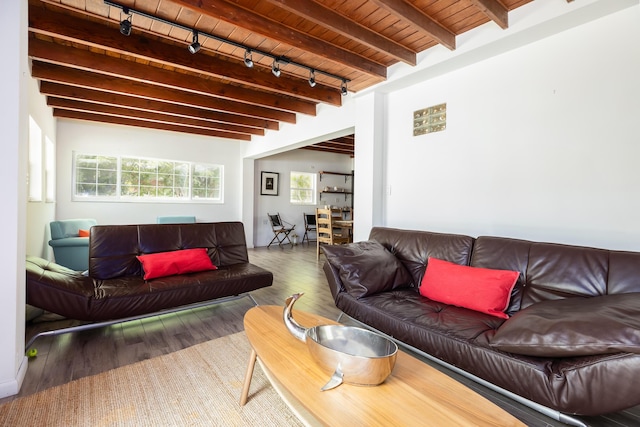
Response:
[48, 219, 97, 271]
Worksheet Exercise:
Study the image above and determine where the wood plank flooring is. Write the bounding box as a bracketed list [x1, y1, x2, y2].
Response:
[3, 244, 640, 426]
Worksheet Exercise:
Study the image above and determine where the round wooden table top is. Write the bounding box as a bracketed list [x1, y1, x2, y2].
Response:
[243, 305, 525, 427]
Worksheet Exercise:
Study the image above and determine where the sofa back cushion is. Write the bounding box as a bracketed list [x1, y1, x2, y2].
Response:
[369, 227, 474, 287]
[323, 241, 414, 298]
[473, 236, 640, 311]
[50, 218, 97, 240]
[89, 222, 249, 280]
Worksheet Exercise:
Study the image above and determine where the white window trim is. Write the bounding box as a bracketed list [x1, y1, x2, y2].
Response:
[290, 171, 317, 205]
[72, 152, 224, 204]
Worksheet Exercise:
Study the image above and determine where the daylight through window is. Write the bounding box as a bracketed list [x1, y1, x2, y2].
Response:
[290, 171, 316, 205]
[73, 153, 223, 202]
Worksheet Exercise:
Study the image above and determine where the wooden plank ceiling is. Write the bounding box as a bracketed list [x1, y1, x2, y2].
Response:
[28, 0, 546, 157]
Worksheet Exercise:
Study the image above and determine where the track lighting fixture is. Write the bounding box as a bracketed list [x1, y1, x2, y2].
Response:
[243, 49, 254, 68]
[119, 9, 132, 36]
[271, 59, 281, 78]
[188, 31, 201, 54]
[106, 0, 350, 95]
[308, 69, 316, 87]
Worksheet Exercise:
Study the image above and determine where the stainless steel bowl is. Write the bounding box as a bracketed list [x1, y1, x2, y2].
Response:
[283, 293, 398, 390]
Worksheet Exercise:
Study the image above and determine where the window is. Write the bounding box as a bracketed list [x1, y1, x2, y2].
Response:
[73, 153, 223, 202]
[290, 171, 316, 205]
[192, 163, 223, 200]
[45, 136, 55, 202]
[28, 116, 42, 202]
[121, 158, 189, 199]
[75, 154, 118, 198]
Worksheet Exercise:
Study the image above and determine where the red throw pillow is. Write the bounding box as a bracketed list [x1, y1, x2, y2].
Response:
[419, 257, 519, 319]
[136, 248, 217, 280]
[78, 229, 90, 237]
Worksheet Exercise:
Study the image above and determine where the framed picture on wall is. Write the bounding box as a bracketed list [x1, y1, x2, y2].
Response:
[261, 171, 279, 196]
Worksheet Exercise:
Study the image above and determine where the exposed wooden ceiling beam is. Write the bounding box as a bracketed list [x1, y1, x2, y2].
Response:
[369, 0, 456, 50]
[470, 0, 509, 29]
[329, 136, 355, 145]
[47, 97, 265, 136]
[28, 3, 341, 106]
[170, 0, 388, 78]
[303, 144, 354, 156]
[29, 38, 316, 116]
[53, 110, 253, 140]
[39, 82, 279, 130]
[31, 61, 297, 123]
[264, 0, 416, 66]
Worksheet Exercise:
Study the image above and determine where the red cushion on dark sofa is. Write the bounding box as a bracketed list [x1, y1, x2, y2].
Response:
[420, 257, 519, 319]
[137, 248, 216, 280]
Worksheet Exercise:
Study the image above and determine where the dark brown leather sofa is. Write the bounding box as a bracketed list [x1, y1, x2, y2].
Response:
[323, 227, 640, 425]
[27, 222, 272, 322]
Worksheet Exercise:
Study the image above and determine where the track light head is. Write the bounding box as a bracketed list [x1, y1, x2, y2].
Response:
[109, 3, 350, 91]
[244, 50, 254, 68]
[341, 80, 348, 96]
[188, 31, 201, 54]
[308, 69, 316, 87]
[119, 10, 132, 36]
[271, 59, 281, 78]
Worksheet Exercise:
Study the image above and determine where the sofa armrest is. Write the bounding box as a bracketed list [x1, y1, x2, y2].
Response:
[26, 256, 96, 319]
[48, 237, 90, 248]
[323, 261, 345, 301]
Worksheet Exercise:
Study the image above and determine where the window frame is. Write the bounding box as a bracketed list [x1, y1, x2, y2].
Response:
[289, 171, 317, 205]
[72, 152, 224, 203]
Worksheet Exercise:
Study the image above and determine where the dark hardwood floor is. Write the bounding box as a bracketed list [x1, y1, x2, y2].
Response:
[3, 244, 639, 426]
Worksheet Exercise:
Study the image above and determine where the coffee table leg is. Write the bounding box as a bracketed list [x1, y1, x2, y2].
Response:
[240, 348, 257, 406]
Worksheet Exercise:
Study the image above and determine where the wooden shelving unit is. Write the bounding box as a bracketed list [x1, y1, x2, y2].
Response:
[319, 171, 353, 203]
[319, 171, 353, 182]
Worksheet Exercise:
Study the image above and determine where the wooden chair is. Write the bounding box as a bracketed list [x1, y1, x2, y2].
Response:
[302, 213, 317, 244]
[316, 208, 350, 259]
[267, 213, 295, 248]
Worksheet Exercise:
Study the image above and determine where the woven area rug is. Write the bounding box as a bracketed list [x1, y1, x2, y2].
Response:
[0, 333, 303, 426]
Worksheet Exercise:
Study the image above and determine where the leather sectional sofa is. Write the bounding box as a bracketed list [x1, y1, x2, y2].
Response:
[27, 222, 272, 323]
[322, 227, 640, 425]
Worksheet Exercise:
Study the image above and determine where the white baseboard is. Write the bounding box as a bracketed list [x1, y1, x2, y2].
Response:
[0, 356, 28, 399]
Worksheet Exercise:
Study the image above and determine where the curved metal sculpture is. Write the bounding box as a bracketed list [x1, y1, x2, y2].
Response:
[283, 293, 398, 390]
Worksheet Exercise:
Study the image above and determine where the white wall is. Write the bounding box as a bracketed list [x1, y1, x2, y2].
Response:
[244, 99, 355, 158]
[56, 120, 246, 225]
[26, 77, 56, 259]
[0, 0, 28, 399]
[382, 5, 640, 251]
[254, 149, 353, 247]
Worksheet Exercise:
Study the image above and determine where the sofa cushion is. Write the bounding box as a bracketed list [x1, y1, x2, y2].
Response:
[322, 241, 413, 298]
[489, 293, 640, 357]
[419, 258, 519, 319]
[78, 229, 90, 237]
[137, 248, 217, 280]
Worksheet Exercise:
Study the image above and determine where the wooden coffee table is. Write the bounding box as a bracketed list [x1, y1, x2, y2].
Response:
[241, 305, 524, 426]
